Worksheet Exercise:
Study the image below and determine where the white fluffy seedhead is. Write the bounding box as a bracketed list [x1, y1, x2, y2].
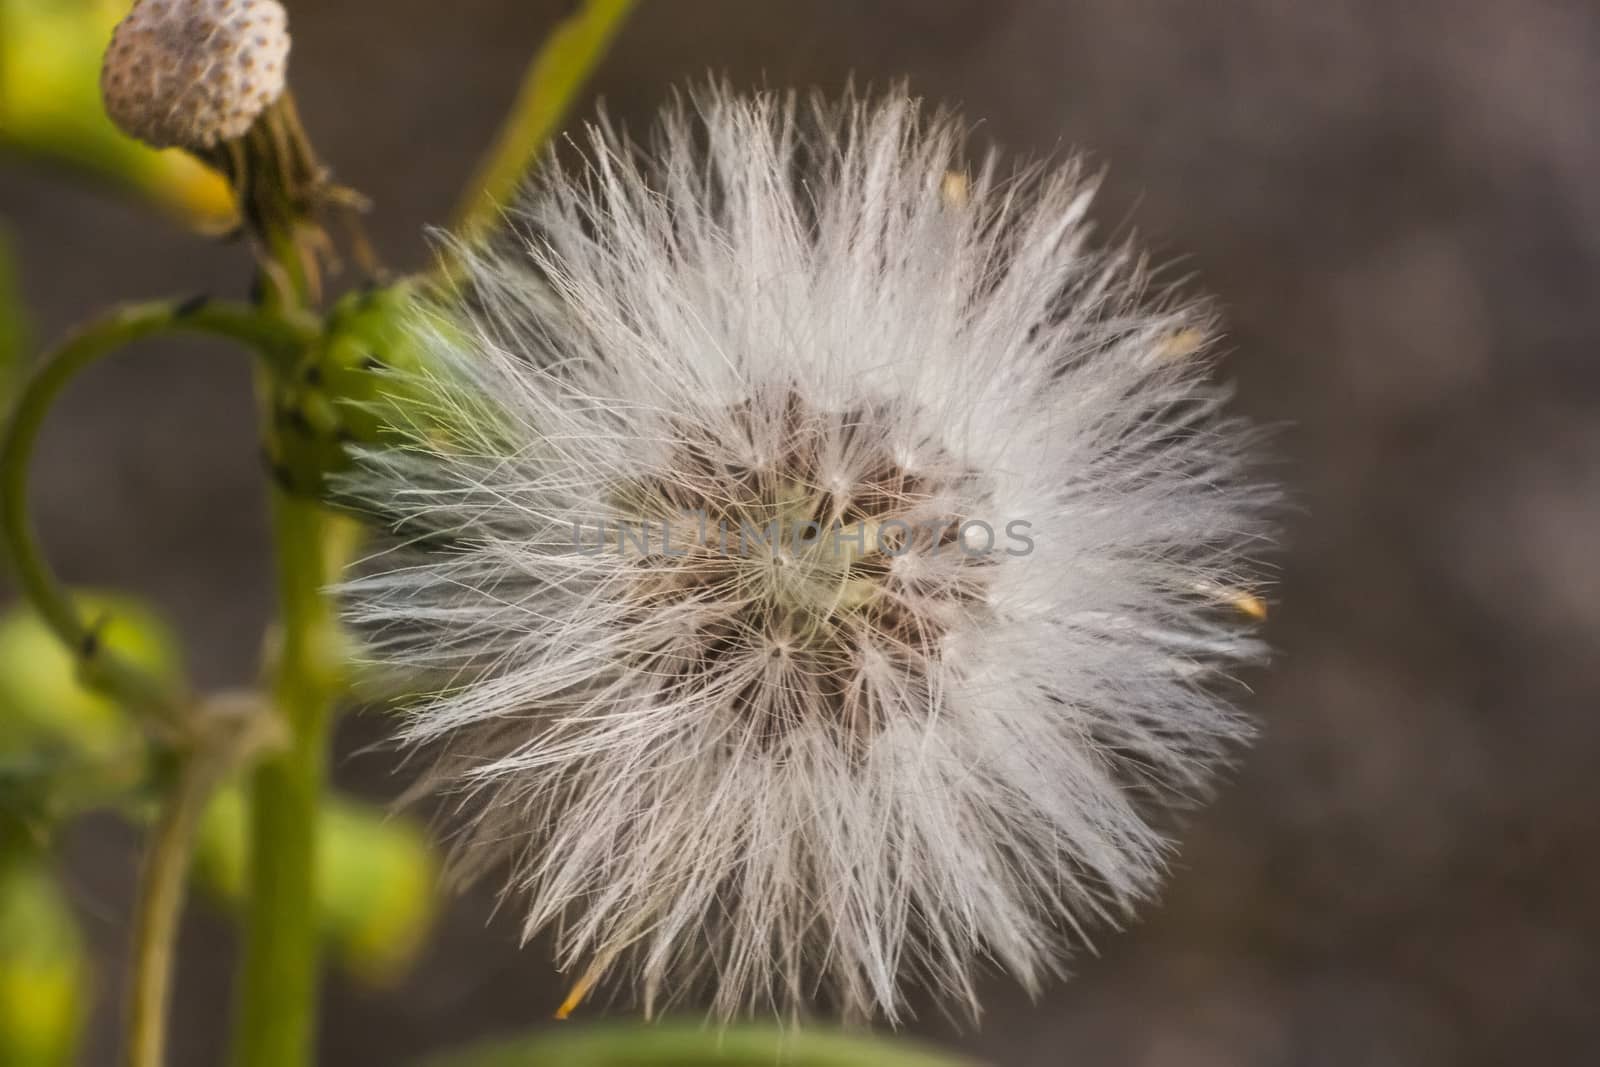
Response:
[102, 0, 289, 150]
[344, 87, 1275, 1022]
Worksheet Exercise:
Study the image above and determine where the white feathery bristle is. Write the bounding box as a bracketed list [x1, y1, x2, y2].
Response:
[342, 86, 1275, 1022]
[101, 0, 289, 150]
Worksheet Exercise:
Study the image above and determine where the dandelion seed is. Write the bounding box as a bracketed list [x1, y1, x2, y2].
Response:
[343, 86, 1275, 1023]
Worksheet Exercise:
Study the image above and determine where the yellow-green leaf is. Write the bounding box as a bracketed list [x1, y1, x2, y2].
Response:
[419, 1023, 979, 1067]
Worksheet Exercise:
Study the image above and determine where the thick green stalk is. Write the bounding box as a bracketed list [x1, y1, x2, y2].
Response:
[233, 211, 336, 1063]
[231, 481, 338, 1067]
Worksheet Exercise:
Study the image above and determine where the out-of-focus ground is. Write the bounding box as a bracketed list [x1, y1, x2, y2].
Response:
[4, 1, 1599, 1064]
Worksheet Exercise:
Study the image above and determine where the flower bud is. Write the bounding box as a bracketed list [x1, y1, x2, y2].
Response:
[0, 595, 184, 765]
[0, 853, 87, 1067]
[194, 787, 438, 984]
[100, 0, 290, 151]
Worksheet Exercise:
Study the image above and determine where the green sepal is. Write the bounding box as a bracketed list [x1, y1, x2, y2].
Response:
[264, 281, 432, 497]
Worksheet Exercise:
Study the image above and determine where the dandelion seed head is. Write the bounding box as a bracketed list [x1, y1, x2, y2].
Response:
[343, 86, 1275, 1022]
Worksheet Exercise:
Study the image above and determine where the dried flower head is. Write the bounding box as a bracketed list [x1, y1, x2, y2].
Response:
[344, 88, 1274, 1022]
[101, 0, 290, 150]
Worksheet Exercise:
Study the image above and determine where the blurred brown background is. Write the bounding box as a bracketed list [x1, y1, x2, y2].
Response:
[4, 0, 1599, 1063]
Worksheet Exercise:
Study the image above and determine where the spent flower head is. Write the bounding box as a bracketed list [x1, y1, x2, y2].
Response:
[101, 0, 290, 151]
[343, 87, 1275, 1022]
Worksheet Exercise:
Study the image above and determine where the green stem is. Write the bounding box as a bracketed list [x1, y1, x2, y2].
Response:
[0, 300, 314, 721]
[452, 0, 636, 242]
[124, 752, 212, 1067]
[222, 8, 637, 1060]
[231, 233, 338, 1066]
[231, 483, 338, 1067]
[125, 692, 279, 1067]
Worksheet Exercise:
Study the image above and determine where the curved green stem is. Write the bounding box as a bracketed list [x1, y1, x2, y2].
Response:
[0, 297, 314, 1067]
[452, 0, 636, 242]
[0, 300, 315, 721]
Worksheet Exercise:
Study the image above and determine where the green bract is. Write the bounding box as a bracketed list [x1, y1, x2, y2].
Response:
[266, 282, 431, 497]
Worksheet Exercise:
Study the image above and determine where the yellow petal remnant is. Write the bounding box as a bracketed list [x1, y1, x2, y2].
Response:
[554, 949, 627, 1021]
[1192, 579, 1268, 620]
[1157, 326, 1208, 361]
[1232, 589, 1268, 621]
[554, 969, 599, 1021]
[940, 169, 971, 207]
